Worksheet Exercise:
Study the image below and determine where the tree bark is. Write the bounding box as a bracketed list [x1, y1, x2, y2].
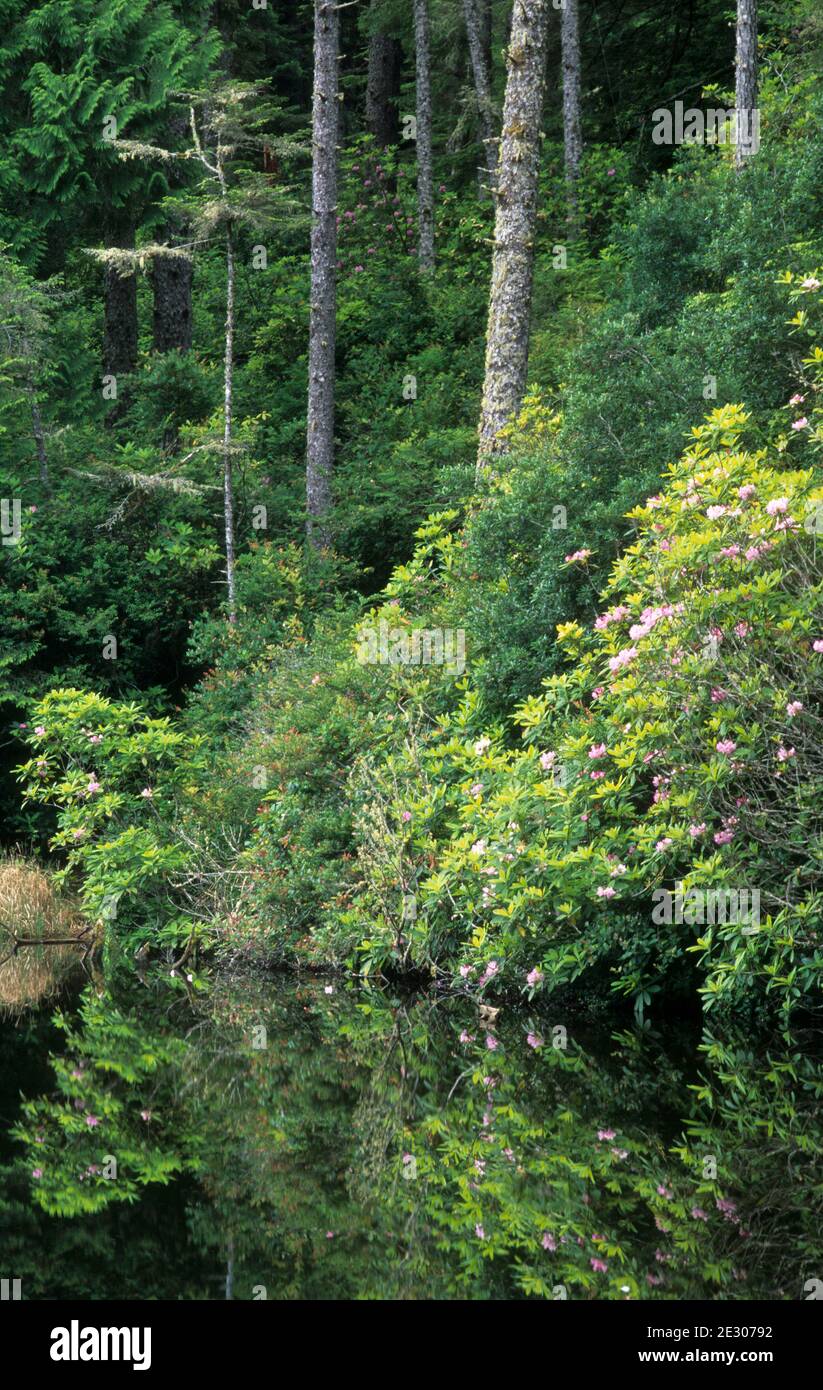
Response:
[734, 0, 758, 168]
[103, 219, 138, 415]
[561, 0, 583, 220]
[365, 7, 401, 148]
[413, 0, 435, 269]
[222, 226, 237, 623]
[476, 0, 550, 469]
[463, 0, 498, 192]
[152, 245, 193, 353]
[29, 381, 50, 493]
[306, 0, 340, 549]
[480, 0, 493, 75]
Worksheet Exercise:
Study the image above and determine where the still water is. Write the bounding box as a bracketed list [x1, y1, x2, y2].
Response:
[0, 971, 820, 1300]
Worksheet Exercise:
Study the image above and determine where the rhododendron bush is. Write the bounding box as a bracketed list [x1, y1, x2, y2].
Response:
[339, 293, 822, 1017]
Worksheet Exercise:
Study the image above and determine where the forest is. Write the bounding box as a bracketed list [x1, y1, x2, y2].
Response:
[0, 0, 821, 1317]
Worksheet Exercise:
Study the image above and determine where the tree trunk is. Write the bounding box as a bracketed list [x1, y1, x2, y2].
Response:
[29, 382, 50, 493]
[306, 0, 340, 550]
[561, 0, 583, 221]
[413, 0, 435, 269]
[735, 0, 758, 168]
[463, 0, 498, 192]
[480, 0, 492, 75]
[103, 220, 138, 416]
[222, 227, 237, 623]
[153, 246, 193, 353]
[476, 0, 550, 470]
[365, 9, 401, 148]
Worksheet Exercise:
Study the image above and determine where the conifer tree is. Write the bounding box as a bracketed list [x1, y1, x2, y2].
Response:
[477, 0, 550, 467]
[93, 82, 298, 621]
[413, 0, 435, 269]
[735, 0, 759, 167]
[306, 0, 340, 550]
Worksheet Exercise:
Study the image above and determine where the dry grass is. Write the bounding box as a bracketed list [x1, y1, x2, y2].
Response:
[0, 858, 93, 1014]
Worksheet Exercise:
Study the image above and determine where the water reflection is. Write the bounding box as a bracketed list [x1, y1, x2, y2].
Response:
[1, 973, 820, 1300]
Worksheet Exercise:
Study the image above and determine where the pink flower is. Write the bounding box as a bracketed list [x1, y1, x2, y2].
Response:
[777, 745, 796, 761]
[140, 787, 153, 799]
[657, 1184, 673, 1199]
[734, 622, 750, 638]
[459, 1030, 476, 1043]
[800, 277, 821, 291]
[766, 497, 789, 514]
[655, 838, 673, 851]
[609, 647, 638, 673]
[459, 965, 472, 978]
[140, 1109, 152, 1121]
[32, 1168, 43, 1179]
[590, 1258, 608, 1273]
[716, 739, 736, 755]
[475, 1224, 486, 1240]
[591, 686, 604, 700]
[474, 737, 490, 756]
[689, 823, 706, 838]
[786, 701, 803, 717]
[814, 640, 823, 653]
[485, 1034, 498, 1051]
[597, 1128, 616, 1141]
[470, 783, 484, 796]
[34, 725, 45, 735]
[540, 750, 557, 770]
[564, 548, 592, 564]
[401, 810, 412, 822]
[789, 394, 805, 406]
[596, 885, 616, 899]
[526, 1033, 543, 1049]
[595, 605, 631, 629]
[706, 504, 727, 520]
[542, 1231, 557, 1251]
[589, 743, 607, 759]
[792, 417, 809, 430]
[87, 779, 101, 795]
[326, 1231, 335, 1239]
[714, 829, 734, 845]
[690, 1207, 709, 1221]
[526, 967, 543, 986]
[738, 484, 756, 500]
[85, 1115, 100, 1128]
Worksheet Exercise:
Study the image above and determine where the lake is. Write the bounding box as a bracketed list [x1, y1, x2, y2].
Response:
[1, 969, 820, 1300]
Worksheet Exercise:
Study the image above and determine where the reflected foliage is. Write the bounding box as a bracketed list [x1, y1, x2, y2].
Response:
[2, 975, 820, 1300]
